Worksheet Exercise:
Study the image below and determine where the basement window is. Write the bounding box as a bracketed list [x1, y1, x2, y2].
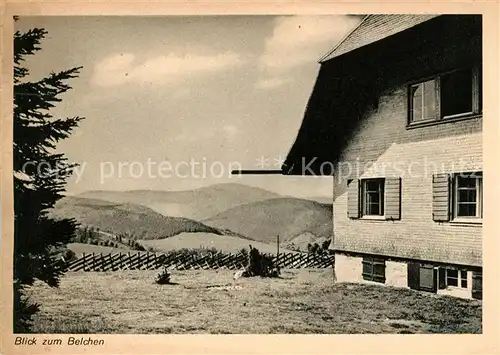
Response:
[408, 66, 481, 125]
[362, 257, 386, 283]
[446, 269, 468, 289]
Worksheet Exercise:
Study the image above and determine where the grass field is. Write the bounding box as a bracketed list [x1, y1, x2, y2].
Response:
[28, 269, 482, 334]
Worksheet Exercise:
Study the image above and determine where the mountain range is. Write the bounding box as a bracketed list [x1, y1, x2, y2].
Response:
[77, 183, 282, 220]
[52, 183, 332, 253]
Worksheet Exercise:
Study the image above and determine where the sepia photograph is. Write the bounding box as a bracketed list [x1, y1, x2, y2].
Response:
[4, 7, 494, 346]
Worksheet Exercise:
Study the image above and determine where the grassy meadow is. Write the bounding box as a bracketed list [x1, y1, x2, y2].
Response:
[27, 269, 482, 334]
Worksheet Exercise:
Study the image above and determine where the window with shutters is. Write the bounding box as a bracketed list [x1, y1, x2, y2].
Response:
[432, 172, 483, 223]
[348, 178, 401, 220]
[361, 179, 384, 217]
[408, 65, 482, 126]
[453, 172, 483, 220]
[362, 257, 386, 283]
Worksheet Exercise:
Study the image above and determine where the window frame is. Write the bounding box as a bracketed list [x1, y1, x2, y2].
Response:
[360, 178, 385, 218]
[407, 65, 482, 127]
[362, 256, 386, 283]
[452, 172, 483, 222]
[444, 268, 468, 289]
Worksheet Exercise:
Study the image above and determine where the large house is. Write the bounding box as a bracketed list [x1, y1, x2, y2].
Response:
[282, 15, 483, 299]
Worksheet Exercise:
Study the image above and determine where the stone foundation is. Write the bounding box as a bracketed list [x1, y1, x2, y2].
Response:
[385, 260, 409, 288]
[334, 253, 478, 300]
[334, 253, 364, 283]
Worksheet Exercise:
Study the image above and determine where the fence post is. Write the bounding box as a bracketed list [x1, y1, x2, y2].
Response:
[92, 252, 95, 271]
[110, 253, 115, 271]
[83, 253, 87, 271]
[276, 235, 280, 268]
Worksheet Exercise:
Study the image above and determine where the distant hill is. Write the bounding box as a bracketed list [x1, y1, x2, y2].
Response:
[138, 232, 298, 255]
[50, 196, 221, 240]
[306, 196, 332, 204]
[66, 242, 132, 256]
[203, 198, 333, 244]
[77, 183, 282, 220]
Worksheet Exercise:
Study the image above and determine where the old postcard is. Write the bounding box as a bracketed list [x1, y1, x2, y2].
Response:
[1, 1, 499, 354]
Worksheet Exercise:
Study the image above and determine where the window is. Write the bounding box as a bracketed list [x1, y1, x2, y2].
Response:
[410, 79, 437, 122]
[362, 257, 386, 283]
[362, 179, 384, 216]
[441, 69, 473, 118]
[445, 268, 468, 289]
[348, 178, 401, 220]
[432, 172, 483, 223]
[408, 66, 481, 125]
[453, 172, 483, 219]
[408, 262, 437, 293]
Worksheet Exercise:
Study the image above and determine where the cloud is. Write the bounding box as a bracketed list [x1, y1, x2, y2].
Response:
[91, 51, 245, 87]
[254, 77, 292, 90]
[222, 124, 238, 136]
[259, 15, 361, 73]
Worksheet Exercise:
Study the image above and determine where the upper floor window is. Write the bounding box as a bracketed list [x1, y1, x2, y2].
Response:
[347, 178, 401, 221]
[408, 66, 481, 125]
[362, 178, 385, 217]
[453, 172, 483, 220]
[432, 171, 483, 224]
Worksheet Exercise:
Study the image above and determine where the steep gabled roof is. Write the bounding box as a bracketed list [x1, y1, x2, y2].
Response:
[319, 14, 441, 63]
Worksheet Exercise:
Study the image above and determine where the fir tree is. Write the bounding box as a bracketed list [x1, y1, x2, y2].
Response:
[13, 21, 84, 332]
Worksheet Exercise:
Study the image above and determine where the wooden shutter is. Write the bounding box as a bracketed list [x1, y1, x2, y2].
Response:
[432, 173, 451, 222]
[419, 264, 437, 292]
[362, 258, 373, 281]
[472, 271, 482, 300]
[385, 178, 401, 220]
[407, 262, 420, 290]
[438, 268, 447, 289]
[372, 258, 386, 283]
[347, 179, 360, 219]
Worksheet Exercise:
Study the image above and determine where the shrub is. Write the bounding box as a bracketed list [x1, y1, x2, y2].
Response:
[321, 239, 331, 250]
[155, 267, 171, 285]
[133, 242, 145, 251]
[62, 249, 77, 263]
[244, 245, 279, 278]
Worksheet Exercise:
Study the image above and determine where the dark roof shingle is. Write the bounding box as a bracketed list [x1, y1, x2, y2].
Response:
[319, 14, 441, 62]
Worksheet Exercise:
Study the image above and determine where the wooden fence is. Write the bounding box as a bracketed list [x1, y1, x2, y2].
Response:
[66, 251, 333, 272]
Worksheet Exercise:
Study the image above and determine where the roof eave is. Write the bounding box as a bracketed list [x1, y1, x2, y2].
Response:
[317, 15, 370, 64]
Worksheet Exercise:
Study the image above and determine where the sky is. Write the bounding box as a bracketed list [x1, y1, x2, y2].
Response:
[15, 15, 362, 198]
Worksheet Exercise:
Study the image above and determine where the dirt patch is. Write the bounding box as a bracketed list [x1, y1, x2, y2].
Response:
[206, 284, 243, 291]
